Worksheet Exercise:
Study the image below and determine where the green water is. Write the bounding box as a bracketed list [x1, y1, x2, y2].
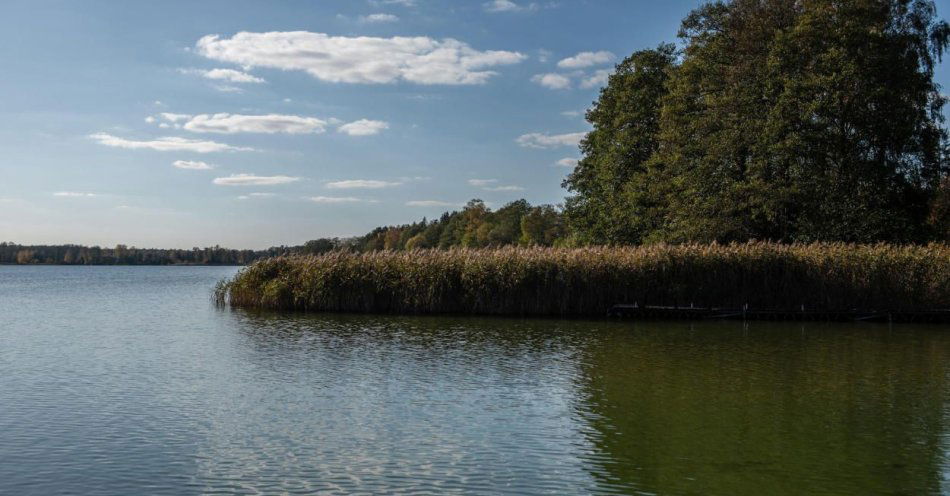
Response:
[0, 266, 947, 495]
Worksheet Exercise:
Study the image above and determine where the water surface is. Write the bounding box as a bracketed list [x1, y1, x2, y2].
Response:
[1, 266, 948, 495]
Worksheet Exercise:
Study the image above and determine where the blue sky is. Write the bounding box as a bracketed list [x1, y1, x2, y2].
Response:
[2, 0, 950, 249]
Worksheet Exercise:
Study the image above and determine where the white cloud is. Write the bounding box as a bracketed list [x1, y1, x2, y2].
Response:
[307, 196, 376, 203]
[467, 178, 497, 187]
[212, 85, 243, 93]
[173, 160, 215, 170]
[90, 133, 251, 153]
[557, 51, 615, 69]
[376, 0, 415, 5]
[144, 116, 156, 123]
[531, 73, 571, 90]
[484, 0, 536, 12]
[212, 174, 300, 186]
[202, 68, 265, 83]
[516, 131, 585, 149]
[183, 113, 328, 134]
[160, 113, 192, 123]
[179, 68, 265, 84]
[53, 192, 97, 198]
[556, 157, 578, 168]
[360, 13, 399, 23]
[237, 192, 276, 200]
[337, 119, 389, 136]
[326, 179, 402, 189]
[196, 32, 526, 85]
[561, 110, 582, 118]
[580, 69, 611, 89]
[406, 200, 461, 207]
[484, 185, 525, 192]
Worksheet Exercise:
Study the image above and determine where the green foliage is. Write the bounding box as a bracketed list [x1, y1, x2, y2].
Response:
[566, 0, 950, 244]
[217, 243, 950, 315]
[349, 199, 566, 251]
[564, 45, 676, 245]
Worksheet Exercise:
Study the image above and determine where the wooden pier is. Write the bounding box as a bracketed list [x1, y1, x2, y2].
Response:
[607, 304, 950, 324]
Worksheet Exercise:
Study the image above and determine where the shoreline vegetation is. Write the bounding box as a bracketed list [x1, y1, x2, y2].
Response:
[213, 243, 950, 317]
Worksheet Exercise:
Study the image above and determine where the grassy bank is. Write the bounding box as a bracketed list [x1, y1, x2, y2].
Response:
[214, 243, 950, 316]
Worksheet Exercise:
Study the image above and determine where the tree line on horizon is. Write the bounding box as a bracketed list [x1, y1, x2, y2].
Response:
[6, 0, 950, 265]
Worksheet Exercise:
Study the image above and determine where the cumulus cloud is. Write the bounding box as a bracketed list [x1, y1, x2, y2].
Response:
[467, 179, 497, 187]
[90, 133, 251, 153]
[212, 174, 300, 186]
[183, 113, 328, 134]
[181, 68, 265, 84]
[307, 196, 376, 203]
[337, 119, 390, 136]
[53, 192, 97, 198]
[484, 0, 536, 12]
[160, 113, 192, 123]
[326, 179, 402, 189]
[195, 32, 526, 85]
[580, 69, 611, 89]
[406, 200, 461, 207]
[237, 192, 276, 200]
[204, 68, 265, 83]
[173, 160, 215, 170]
[531, 73, 571, 90]
[516, 131, 585, 149]
[360, 13, 399, 23]
[556, 157, 579, 168]
[557, 51, 615, 69]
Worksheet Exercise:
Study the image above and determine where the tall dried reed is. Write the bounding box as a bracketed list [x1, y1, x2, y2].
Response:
[214, 243, 950, 316]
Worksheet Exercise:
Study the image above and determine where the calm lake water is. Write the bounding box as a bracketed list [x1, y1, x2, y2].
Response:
[1, 266, 948, 495]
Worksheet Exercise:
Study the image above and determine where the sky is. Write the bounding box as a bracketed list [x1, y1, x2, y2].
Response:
[3, 0, 950, 249]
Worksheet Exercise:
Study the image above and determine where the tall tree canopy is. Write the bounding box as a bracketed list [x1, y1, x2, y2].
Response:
[566, 0, 950, 243]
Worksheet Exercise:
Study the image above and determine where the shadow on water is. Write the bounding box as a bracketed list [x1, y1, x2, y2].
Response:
[573, 321, 950, 495]
[218, 309, 950, 495]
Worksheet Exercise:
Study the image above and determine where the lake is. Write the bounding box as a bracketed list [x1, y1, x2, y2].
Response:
[1, 266, 948, 495]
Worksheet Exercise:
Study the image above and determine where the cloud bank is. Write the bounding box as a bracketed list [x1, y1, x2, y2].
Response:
[337, 119, 389, 136]
[196, 32, 526, 85]
[90, 133, 251, 153]
[182, 113, 328, 134]
[557, 51, 615, 69]
[173, 160, 215, 170]
[212, 174, 300, 186]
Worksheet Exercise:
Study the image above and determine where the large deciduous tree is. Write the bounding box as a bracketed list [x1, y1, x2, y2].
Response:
[566, 0, 950, 243]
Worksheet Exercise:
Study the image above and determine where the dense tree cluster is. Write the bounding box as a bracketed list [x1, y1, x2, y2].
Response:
[350, 200, 566, 251]
[565, 0, 950, 243]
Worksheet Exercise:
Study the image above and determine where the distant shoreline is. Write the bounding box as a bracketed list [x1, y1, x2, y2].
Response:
[0, 262, 246, 267]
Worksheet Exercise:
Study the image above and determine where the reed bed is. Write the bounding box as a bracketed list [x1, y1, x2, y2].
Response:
[214, 243, 950, 316]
